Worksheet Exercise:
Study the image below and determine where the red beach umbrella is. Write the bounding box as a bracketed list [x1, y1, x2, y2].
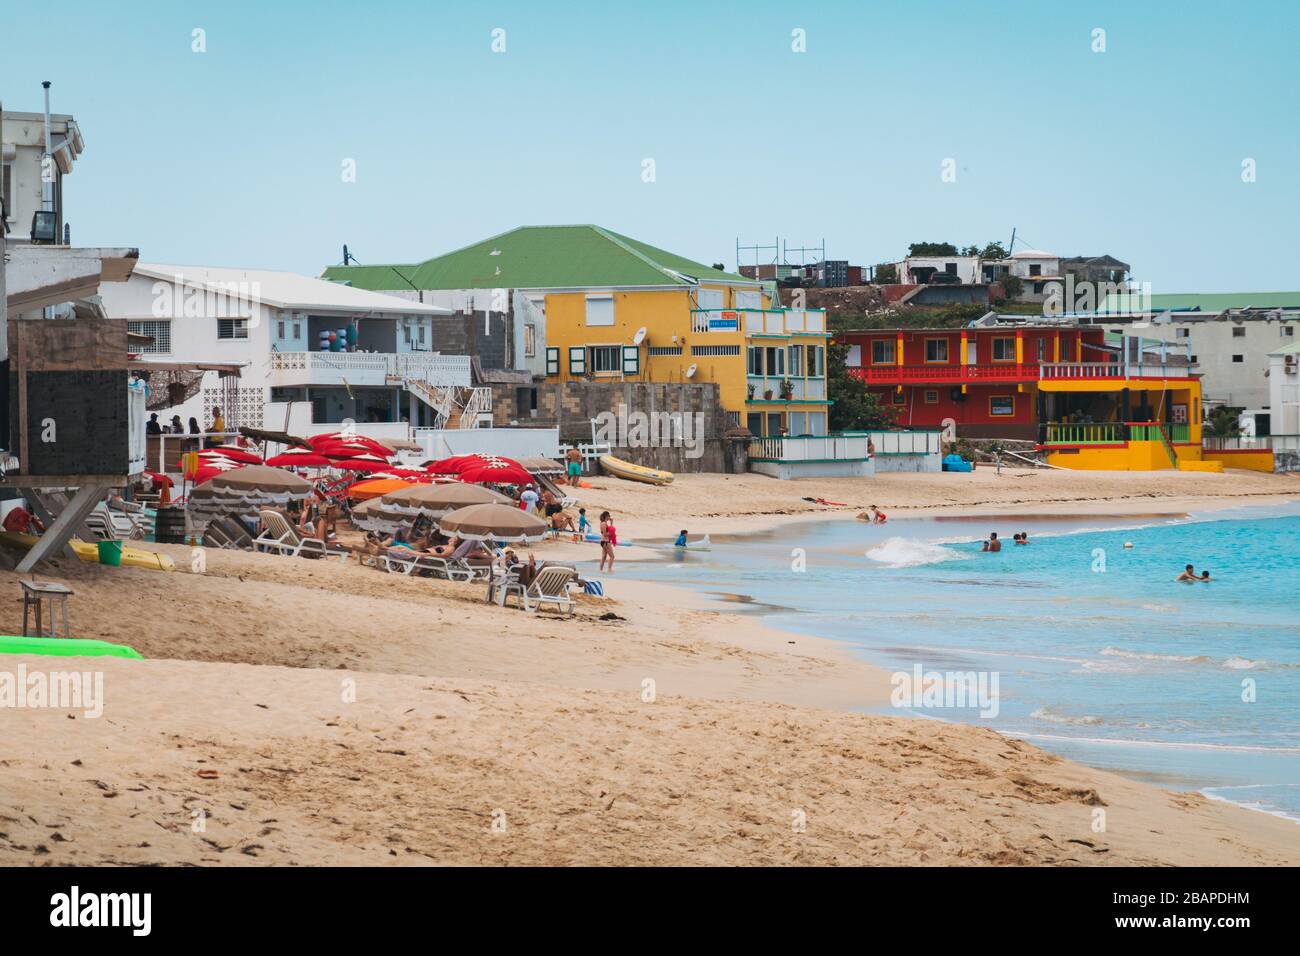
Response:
[336, 454, 396, 473]
[265, 448, 333, 468]
[201, 445, 263, 465]
[308, 433, 393, 458]
[454, 455, 534, 486]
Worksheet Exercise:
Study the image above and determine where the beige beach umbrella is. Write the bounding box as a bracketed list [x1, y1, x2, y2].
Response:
[188, 465, 314, 519]
[438, 502, 549, 543]
[350, 498, 410, 533]
[379, 481, 511, 517]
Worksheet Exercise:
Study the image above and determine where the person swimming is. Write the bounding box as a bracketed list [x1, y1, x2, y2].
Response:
[674, 529, 688, 548]
[1176, 564, 1198, 582]
[986, 532, 1001, 553]
[1199, 570, 1212, 582]
[868, 505, 887, 524]
[1014, 532, 1029, 545]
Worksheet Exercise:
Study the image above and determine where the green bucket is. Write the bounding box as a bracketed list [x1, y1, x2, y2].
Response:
[96, 540, 123, 566]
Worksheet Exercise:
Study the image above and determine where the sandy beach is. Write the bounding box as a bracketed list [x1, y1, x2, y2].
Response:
[1, 467, 1298, 866]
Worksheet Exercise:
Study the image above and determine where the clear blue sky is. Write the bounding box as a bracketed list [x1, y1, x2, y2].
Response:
[4, 0, 1297, 293]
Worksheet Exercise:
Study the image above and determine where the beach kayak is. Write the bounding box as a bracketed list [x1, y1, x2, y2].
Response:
[0, 635, 143, 658]
[0, 531, 175, 571]
[598, 455, 673, 486]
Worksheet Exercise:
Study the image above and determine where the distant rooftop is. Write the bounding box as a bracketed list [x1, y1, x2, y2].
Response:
[134, 264, 448, 315]
[1099, 291, 1300, 313]
[321, 225, 758, 292]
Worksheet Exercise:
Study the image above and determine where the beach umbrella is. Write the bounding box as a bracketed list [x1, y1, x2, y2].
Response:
[266, 448, 333, 468]
[201, 445, 263, 465]
[334, 454, 396, 473]
[188, 465, 314, 519]
[347, 477, 417, 501]
[379, 481, 510, 517]
[454, 455, 534, 486]
[308, 432, 393, 457]
[194, 464, 313, 497]
[438, 502, 548, 543]
[350, 499, 411, 533]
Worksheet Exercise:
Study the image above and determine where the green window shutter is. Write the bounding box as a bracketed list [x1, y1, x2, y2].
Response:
[568, 347, 586, 375]
[622, 346, 640, 375]
[545, 347, 560, 375]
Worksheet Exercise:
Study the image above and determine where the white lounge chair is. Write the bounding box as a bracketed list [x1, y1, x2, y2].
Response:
[254, 510, 348, 561]
[383, 540, 492, 581]
[503, 565, 579, 616]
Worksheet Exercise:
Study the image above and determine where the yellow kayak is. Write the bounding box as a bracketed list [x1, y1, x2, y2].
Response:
[0, 531, 175, 571]
[598, 455, 673, 486]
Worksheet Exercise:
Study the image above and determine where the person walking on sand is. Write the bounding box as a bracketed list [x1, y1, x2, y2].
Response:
[520, 483, 540, 513]
[566, 445, 583, 487]
[599, 510, 617, 572]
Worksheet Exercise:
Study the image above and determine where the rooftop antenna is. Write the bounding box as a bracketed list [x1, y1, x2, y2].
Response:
[341, 244, 357, 265]
[736, 236, 780, 271]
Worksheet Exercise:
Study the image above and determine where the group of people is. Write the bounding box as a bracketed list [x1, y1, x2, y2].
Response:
[146, 414, 201, 437]
[145, 407, 228, 449]
[980, 531, 1029, 552]
[1176, 564, 1212, 583]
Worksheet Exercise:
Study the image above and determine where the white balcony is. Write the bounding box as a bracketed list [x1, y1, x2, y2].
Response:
[268, 351, 472, 388]
[747, 376, 827, 401]
[689, 309, 827, 335]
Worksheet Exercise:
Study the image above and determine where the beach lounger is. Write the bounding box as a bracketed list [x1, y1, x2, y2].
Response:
[204, 516, 254, 550]
[502, 565, 580, 616]
[254, 510, 349, 561]
[384, 540, 492, 581]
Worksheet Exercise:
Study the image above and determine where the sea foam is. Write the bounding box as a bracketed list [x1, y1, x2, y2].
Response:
[864, 537, 966, 568]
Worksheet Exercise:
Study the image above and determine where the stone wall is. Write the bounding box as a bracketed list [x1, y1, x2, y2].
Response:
[490, 380, 738, 473]
[429, 310, 510, 370]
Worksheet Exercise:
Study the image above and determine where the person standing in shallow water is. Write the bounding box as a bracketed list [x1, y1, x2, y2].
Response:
[986, 532, 1001, 553]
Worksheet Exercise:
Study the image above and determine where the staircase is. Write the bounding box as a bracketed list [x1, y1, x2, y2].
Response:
[403, 380, 492, 429]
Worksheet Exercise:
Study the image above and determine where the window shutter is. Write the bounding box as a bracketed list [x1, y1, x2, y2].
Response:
[546, 347, 560, 376]
[622, 346, 640, 375]
[568, 347, 586, 375]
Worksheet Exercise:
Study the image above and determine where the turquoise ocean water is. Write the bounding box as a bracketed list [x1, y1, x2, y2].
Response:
[609, 504, 1300, 822]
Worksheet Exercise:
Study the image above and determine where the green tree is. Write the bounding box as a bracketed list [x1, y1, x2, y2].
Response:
[979, 241, 1008, 260]
[998, 274, 1024, 300]
[827, 338, 896, 431]
[907, 241, 958, 256]
[1208, 407, 1242, 438]
[874, 263, 899, 284]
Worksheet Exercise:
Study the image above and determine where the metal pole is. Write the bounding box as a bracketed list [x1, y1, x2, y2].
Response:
[41, 82, 53, 213]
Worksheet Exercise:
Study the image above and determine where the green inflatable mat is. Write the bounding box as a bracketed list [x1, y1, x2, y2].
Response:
[0, 636, 143, 659]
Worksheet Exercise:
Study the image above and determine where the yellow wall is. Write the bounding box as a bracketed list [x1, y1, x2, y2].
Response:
[1045, 439, 1210, 471]
[1039, 378, 1204, 444]
[540, 284, 828, 435]
[1203, 450, 1275, 473]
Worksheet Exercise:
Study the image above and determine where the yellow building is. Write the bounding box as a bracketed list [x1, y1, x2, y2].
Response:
[325, 225, 831, 436]
[1038, 333, 1218, 471]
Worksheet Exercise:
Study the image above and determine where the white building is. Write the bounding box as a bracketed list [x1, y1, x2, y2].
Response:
[894, 255, 981, 285]
[1, 104, 84, 245]
[1267, 341, 1300, 441]
[99, 265, 488, 442]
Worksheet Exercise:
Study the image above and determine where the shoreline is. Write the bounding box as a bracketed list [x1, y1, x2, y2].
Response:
[2, 469, 1299, 864]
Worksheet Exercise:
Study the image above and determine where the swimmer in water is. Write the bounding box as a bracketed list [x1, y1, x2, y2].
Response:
[1176, 564, 1197, 582]
[1199, 570, 1212, 582]
[986, 532, 1001, 553]
[868, 505, 887, 524]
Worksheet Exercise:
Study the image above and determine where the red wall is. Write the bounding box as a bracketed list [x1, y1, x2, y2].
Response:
[841, 327, 1106, 366]
[872, 384, 1034, 429]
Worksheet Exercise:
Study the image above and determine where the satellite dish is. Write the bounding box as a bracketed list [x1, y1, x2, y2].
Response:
[685, 364, 697, 378]
[632, 327, 647, 345]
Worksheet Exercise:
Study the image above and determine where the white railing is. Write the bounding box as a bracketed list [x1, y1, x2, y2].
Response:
[690, 309, 828, 335]
[867, 429, 943, 455]
[749, 433, 872, 462]
[1040, 361, 1192, 380]
[460, 386, 493, 428]
[269, 351, 472, 387]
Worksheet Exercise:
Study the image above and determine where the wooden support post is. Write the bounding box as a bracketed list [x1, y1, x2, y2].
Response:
[15, 484, 110, 573]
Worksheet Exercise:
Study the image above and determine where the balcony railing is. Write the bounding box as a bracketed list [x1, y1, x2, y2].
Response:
[1041, 362, 1192, 380]
[852, 363, 1037, 384]
[747, 376, 827, 400]
[689, 309, 826, 335]
[1044, 422, 1191, 446]
[749, 433, 872, 463]
[269, 351, 472, 388]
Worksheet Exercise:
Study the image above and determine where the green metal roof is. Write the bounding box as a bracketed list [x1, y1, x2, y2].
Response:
[1270, 340, 1300, 356]
[1100, 291, 1300, 313]
[321, 225, 755, 291]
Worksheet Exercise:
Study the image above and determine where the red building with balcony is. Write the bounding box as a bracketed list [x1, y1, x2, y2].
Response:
[841, 325, 1111, 440]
